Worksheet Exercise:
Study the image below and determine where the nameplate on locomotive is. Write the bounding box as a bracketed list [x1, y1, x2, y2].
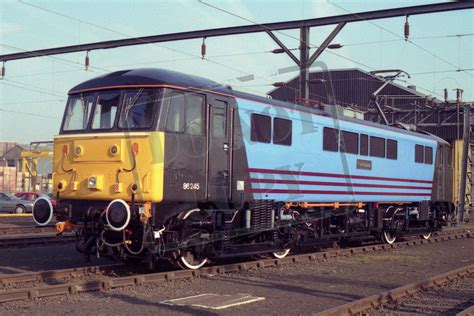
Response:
[356, 159, 372, 170]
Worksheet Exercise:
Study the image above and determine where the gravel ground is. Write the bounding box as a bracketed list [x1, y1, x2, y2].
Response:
[0, 243, 114, 274]
[373, 276, 473, 315]
[0, 235, 472, 315]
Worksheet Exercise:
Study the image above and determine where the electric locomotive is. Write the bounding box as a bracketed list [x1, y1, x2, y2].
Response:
[32, 68, 454, 269]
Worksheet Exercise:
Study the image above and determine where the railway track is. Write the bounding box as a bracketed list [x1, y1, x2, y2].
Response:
[0, 226, 56, 236]
[0, 228, 470, 304]
[0, 224, 72, 249]
[0, 234, 75, 249]
[318, 264, 474, 316]
[0, 215, 33, 223]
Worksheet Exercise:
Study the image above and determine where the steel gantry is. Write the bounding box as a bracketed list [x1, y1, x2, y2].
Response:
[1, 2, 473, 103]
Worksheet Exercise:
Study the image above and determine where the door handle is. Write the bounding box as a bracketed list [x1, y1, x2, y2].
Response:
[223, 143, 229, 151]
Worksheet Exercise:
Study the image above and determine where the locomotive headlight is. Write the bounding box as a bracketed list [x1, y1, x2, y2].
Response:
[74, 145, 83, 157]
[87, 175, 103, 190]
[88, 177, 97, 187]
[109, 144, 119, 156]
[57, 180, 67, 192]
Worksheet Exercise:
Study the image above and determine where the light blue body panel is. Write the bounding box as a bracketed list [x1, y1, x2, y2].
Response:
[236, 98, 437, 203]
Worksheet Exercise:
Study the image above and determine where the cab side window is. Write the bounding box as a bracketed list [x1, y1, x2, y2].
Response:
[185, 94, 205, 136]
[165, 91, 205, 135]
[165, 92, 185, 133]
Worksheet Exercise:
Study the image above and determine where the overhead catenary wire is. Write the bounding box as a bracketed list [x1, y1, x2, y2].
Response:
[0, 44, 108, 74]
[327, 1, 474, 77]
[0, 107, 62, 120]
[16, 0, 344, 111]
[197, 1, 448, 103]
[411, 68, 474, 76]
[5, 0, 458, 115]
[16, 0, 300, 96]
[197, 0, 447, 100]
[0, 99, 66, 106]
[4, 2, 294, 110]
[198, 0, 377, 71]
[14, 0, 449, 99]
[343, 32, 474, 47]
[0, 79, 65, 97]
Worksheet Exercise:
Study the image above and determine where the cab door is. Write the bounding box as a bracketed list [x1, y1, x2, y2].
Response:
[207, 97, 232, 204]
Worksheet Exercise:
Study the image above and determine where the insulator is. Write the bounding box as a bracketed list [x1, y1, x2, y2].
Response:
[201, 38, 206, 59]
[328, 43, 343, 49]
[85, 51, 90, 70]
[272, 48, 285, 54]
[444, 88, 448, 102]
[404, 15, 409, 41]
[1, 62, 5, 78]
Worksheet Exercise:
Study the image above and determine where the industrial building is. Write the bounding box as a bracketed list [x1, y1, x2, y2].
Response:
[0, 141, 53, 193]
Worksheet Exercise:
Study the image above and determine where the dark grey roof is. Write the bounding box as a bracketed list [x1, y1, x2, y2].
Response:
[69, 68, 232, 95]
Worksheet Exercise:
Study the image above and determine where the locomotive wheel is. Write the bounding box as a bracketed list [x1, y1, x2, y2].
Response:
[178, 251, 208, 270]
[176, 209, 209, 270]
[272, 248, 290, 259]
[381, 206, 405, 245]
[421, 231, 432, 240]
[421, 226, 432, 240]
[382, 230, 397, 244]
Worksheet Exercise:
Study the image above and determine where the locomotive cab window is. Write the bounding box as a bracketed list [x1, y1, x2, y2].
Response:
[369, 136, 385, 158]
[340, 131, 358, 154]
[186, 94, 205, 136]
[212, 100, 227, 138]
[323, 127, 339, 152]
[273, 118, 292, 146]
[165, 92, 185, 133]
[92, 92, 120, 130]
[251, 114, 271, 143]
[119, 90, 158, 129]
[63, 94, 94, 131]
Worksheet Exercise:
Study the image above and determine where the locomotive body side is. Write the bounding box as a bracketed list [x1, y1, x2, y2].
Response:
[236, 97, 438, 203]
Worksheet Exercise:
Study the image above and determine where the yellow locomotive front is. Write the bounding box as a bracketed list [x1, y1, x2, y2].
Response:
[53, 130, 164, 203]
[33, 87, 166, 258]
[55, 87, 165, 201]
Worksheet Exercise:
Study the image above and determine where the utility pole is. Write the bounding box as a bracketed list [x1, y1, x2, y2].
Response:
[455, 88, 463, 139]
[299, 26, 310, 102]
[458, 100, 469, 223]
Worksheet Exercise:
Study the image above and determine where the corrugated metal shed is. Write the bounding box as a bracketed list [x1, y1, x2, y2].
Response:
[268, 68, 440, 110]
[268, 68, 465, 142]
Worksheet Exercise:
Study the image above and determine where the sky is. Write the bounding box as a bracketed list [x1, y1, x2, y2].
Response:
[0, 0, 473, 144]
